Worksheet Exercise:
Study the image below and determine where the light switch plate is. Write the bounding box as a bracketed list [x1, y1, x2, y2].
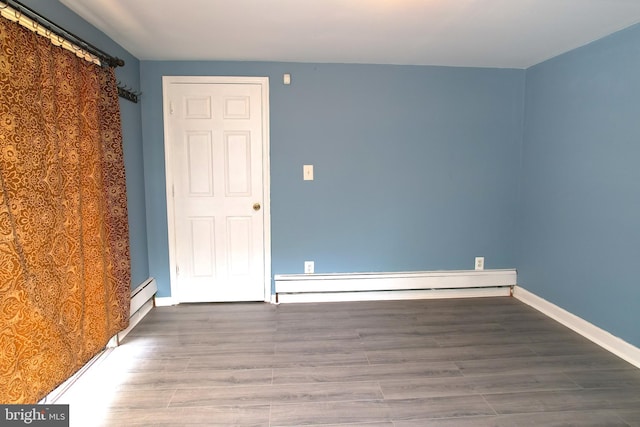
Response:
[303, 164, 314, 180]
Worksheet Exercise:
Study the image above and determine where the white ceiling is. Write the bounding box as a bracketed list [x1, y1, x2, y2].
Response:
[60, 0, 640, 69]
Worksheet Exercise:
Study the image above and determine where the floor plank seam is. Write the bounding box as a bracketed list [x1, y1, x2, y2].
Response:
[479, 393, 499, 416]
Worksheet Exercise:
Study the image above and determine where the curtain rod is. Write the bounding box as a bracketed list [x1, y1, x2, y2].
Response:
[2, 0, 124, 68]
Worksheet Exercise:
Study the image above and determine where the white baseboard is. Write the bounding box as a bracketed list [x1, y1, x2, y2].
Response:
[154, 296, 179, 306]
[514, 286, 640, 369]
[275, 269, 516, 303]
[154, 296, 275, 305]
[41, 347, 115, 404]
[277, 287, 511, 303]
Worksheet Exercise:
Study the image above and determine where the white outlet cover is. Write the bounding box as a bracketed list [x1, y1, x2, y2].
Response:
[475, 257, 485, 271]
[304, 261, 314, 274]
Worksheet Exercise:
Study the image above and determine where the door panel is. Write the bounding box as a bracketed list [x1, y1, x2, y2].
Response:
[186, 131, 214, 196]
[225, 131, 251, 196]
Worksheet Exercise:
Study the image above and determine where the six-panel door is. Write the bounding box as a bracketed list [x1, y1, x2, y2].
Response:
[166, 82, 265, 302]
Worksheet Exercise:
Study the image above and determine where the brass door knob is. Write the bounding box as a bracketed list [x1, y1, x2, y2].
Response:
[253, 202, 261, 211]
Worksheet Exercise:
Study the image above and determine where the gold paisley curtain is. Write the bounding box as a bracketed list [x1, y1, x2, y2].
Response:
[0, 16, 130, 403]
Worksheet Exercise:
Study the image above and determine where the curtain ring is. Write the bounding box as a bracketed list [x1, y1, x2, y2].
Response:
[0, 1, 9, 10]
[13, 8, 21, 19]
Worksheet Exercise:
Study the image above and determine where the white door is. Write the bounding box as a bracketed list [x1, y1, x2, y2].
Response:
[163, 77, 270, 302]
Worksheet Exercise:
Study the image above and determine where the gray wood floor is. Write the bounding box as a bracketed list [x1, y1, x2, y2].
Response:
[93, 297, 640, 426]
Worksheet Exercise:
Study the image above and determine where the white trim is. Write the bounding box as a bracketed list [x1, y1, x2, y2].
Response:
[41, 348, 114, 404]
[514, 286, 640, 369]
[275, 269, 516, 294]
[277, 287, 511, 303]
[162, 77, 179, 305]
[162, 76, 272, 303]
[154, 296, 179, 307]
[260, 79, 272, 303]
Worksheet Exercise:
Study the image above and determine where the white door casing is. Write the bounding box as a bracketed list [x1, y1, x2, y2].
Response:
[163, 76, 271, 302]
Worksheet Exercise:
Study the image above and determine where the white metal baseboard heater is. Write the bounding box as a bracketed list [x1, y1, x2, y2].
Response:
[274, 269, 517, 303]
[110, 277, 157, 345]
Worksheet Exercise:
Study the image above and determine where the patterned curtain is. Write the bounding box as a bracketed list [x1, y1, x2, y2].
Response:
[0, 17, 130, 403]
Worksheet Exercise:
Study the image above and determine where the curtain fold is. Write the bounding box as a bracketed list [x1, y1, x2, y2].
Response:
[0, 15, 130, 403]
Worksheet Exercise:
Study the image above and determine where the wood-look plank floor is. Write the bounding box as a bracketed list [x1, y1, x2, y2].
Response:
[60, 297, 640, 426]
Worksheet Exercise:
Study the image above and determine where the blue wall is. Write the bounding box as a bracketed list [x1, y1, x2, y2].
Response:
[11, 0, 640, 351]
[140, 61, 525, 297]
[519, 24, 640, 347]
[20, 0, 149, 287]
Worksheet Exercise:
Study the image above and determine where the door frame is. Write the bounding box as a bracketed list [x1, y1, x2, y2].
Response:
[162, 75, 272, 303]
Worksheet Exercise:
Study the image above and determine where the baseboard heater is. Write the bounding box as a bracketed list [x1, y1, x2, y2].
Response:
[110, 277, 157, 345]
[274, 269, 517, 303]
